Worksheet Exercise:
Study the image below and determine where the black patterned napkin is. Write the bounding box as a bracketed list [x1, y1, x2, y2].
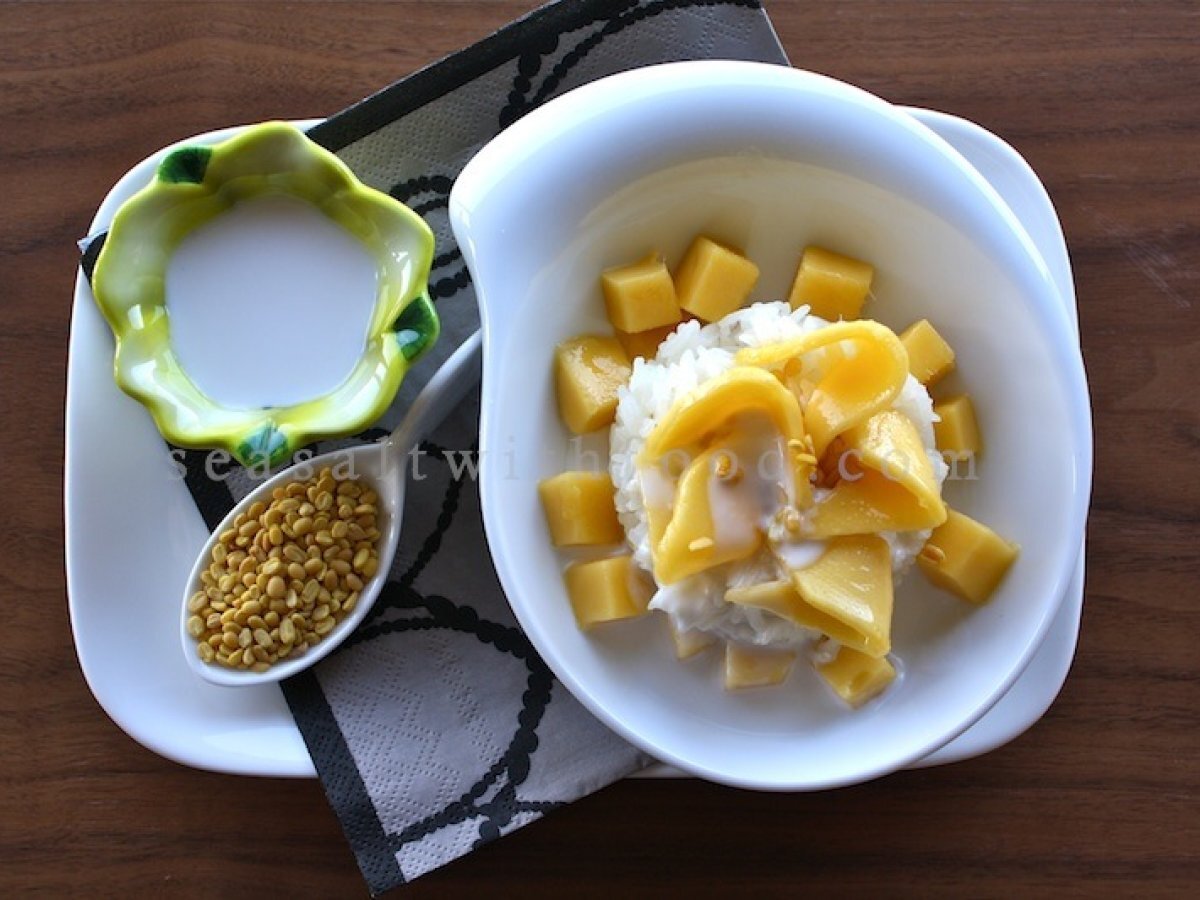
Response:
[83, 0, 788, 892]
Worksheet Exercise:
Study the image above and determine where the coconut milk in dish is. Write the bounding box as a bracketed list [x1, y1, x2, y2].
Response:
[165, 196, 379, 409]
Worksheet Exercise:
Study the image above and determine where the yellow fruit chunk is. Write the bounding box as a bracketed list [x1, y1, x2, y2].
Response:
[723, 642, 796, 689]
[640, 366, 814, 517]
[668, 619, 717, 660]
[933, 394, 982, 456]
[725, 579, 854, 644]
[537, 471, 623, 547]
[808, 410, 946, 537]
[642, 366, 806, 461]
[616, 324, 675, 361]
[809, 470, 944, 537]
[918, 509, 1019, 604]
[737, 320, 909, 457]
[554, 335, 632, 434]
[788, 246, 875, 321]
[674, 236, 760, 322]
[724, 560, 886, 659]
[600, 253, 682, 333]
[816, 645, 896, 707]
[790, 535, 893, 658]
[563, 555, 647, 629]
[900, 319, 955, 386]
[724, 579, 798, 616]
[850, 411, 942, 505]
[653, 445, 762, 584]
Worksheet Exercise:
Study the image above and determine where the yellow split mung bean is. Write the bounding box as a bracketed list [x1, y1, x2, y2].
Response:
[187, 467, 381, 672]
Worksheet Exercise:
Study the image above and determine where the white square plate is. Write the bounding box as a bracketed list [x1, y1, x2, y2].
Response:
[65, 109, 1083, 778]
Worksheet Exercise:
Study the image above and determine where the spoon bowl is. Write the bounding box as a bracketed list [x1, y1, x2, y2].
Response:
[181, 333, 481, 686]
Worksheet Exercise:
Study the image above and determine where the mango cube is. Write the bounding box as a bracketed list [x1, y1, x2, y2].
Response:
[538, 471, 623, 547]
[616, 324, 675, 361]
[554, 335, 632, 434]
[674, 236, 759, 322]
[788, 246, 874, 320]
[816, 646, 895, 707]
[600, 253, 682, 333]
[668, 619, 717, 660]
[724, 643, 796, 690]
[563, 554, 646, 629]
[918, 508, 1019, 604]
[900, 319, 956, 386]
[933, 394, 982, 456]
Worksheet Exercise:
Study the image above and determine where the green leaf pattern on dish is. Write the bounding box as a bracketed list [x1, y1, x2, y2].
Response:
[157, 145, 212, 184]
[91, 122, 438, 467]
[393, 292, 440, 361]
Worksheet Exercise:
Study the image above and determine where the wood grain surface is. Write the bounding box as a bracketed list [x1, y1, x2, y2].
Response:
[2, 1, 1197, 896]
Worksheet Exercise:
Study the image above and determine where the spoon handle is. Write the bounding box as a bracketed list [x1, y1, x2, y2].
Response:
[381, 331, 483, 473]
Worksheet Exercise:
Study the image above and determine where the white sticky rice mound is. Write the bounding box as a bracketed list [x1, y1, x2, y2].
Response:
[609, 301, 948, 650]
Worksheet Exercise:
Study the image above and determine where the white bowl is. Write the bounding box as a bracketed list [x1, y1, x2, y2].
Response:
[449, 62, 1092, 790]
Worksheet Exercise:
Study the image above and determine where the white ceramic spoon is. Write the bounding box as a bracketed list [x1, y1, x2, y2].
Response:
[180, 332, 482, 686]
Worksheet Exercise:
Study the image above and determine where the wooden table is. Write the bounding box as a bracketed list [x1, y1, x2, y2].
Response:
[3, 1, 1197, 895]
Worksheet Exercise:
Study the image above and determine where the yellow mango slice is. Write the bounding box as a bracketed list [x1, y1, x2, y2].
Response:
[723, 642, 796, 689]
[601, 253, 682, 333]
[816, 645, 896, 707]
[616, 323, 675, 361]
[808, 410, 946, 537]
[724, 578, 861, 649]
[674, 236, 760, 322]
[668, 619, 717, 660]
[652, 445, 762, 584]
[638, 462, 675, 553]
[642, 366, 806, 461]
[790, 535, 893, 658]
[809, 470, 945, 537]
[737, 320, 909, 458]
[933, 394, 982, 456]
[641, 366, 814, 524]
[554, 335, 632, 434]
[563, 555, 647, 629]
[900, 319, 955, 386]
[849, 411, 944, 506]
[724, 570, 882, 658]
[537, 471, 623, 547]
[788, 246, 874, 321]
[918, 509, 1018, 604]
[724, 578, 799, 618]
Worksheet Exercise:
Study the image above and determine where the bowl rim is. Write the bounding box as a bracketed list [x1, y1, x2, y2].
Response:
[451, 60, 1094, 790]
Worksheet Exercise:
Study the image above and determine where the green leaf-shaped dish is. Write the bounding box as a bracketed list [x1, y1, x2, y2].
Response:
[91, 121, 438, 467]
